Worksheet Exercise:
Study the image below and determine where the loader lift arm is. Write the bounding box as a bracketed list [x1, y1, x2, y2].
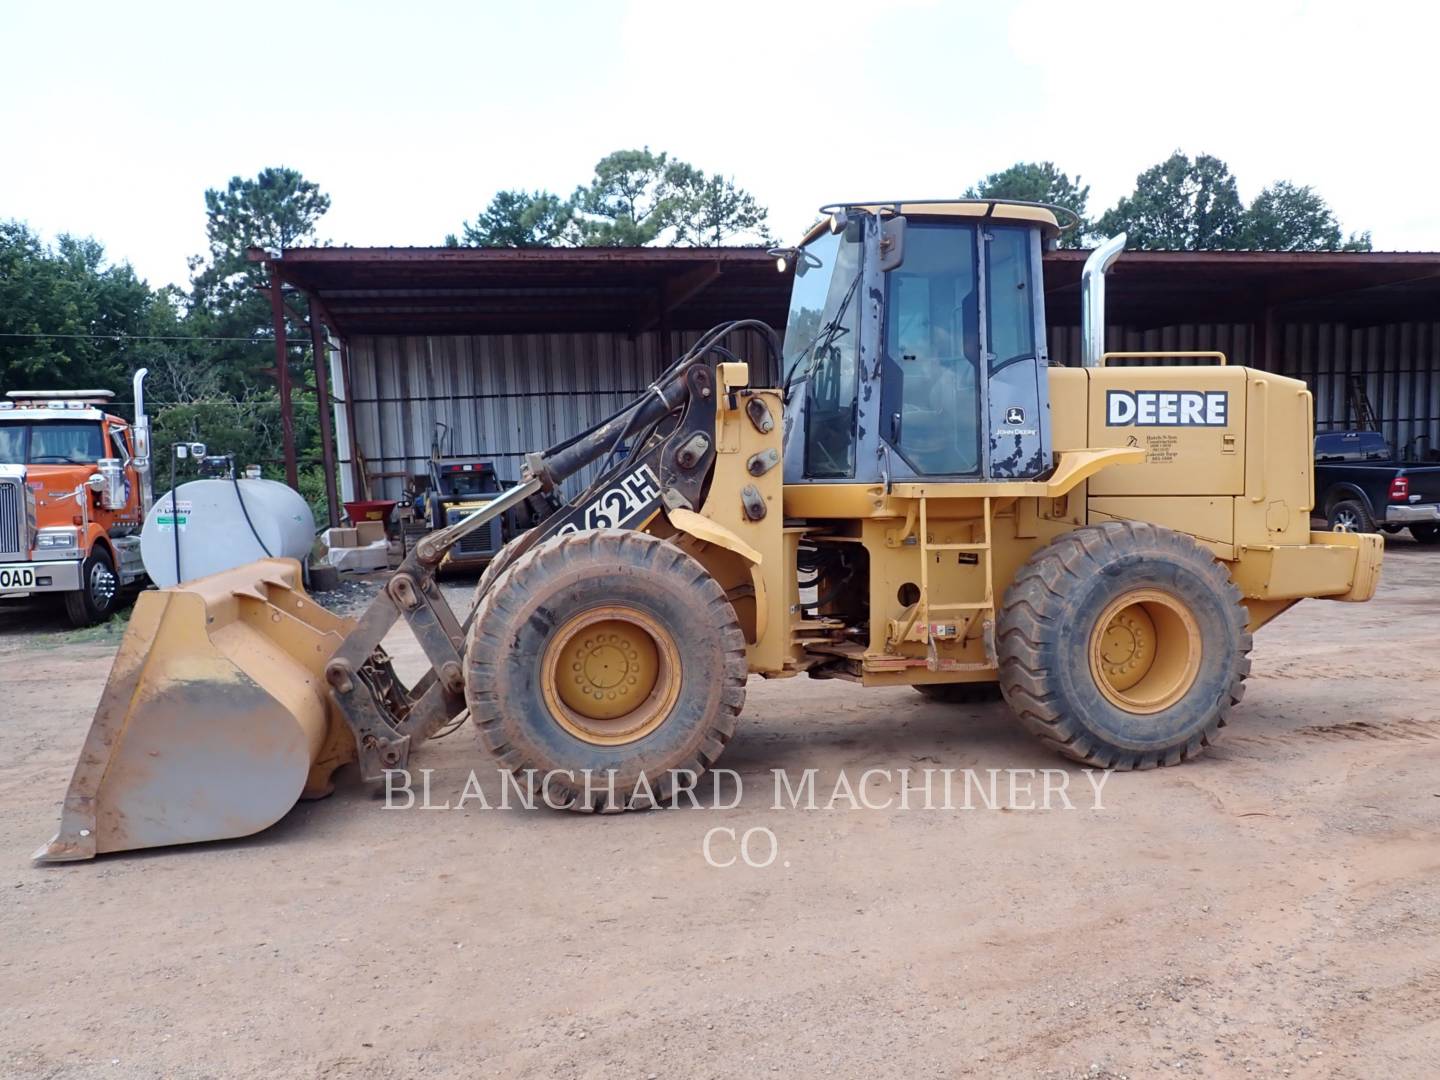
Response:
[321, 321, 780, 785]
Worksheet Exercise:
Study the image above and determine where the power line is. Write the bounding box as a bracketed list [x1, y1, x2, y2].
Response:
[0, 331, 282, 344]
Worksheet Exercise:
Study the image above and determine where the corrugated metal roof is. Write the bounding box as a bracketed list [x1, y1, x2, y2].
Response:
[267, 246, 786, 336]
[268, 244, 1440, 338]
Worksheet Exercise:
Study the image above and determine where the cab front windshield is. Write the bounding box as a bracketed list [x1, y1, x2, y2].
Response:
[0, 421, 106, 465]
[781, 225, 864, 478]
[780, 229, 862, 381]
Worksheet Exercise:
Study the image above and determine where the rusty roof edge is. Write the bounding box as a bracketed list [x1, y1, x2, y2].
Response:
[272, 245, 774, 264]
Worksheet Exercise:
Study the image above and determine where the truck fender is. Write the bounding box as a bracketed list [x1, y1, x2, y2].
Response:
[1321, 481, 1373, 516]
[86, 529, 117, 565]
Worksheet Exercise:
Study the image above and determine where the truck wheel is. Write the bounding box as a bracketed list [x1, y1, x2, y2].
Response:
[465, 529, 747, 810]
[914, 682, 1003, 704]
[1411, 524, 1440, 545]
[1328, 499, 1375, 533]
[997, 521, 1251, 770]
[63, 547, 120, 628]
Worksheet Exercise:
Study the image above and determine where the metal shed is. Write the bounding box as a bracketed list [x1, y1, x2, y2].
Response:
[262, 244, 1440, 514]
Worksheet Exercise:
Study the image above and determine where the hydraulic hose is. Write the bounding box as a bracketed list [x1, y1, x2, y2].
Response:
[530, 320, 782, 493]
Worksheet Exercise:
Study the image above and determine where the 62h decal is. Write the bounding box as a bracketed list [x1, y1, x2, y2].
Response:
[557, 465, 662, 535]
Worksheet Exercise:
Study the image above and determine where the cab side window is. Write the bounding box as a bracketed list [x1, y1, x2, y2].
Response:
[803, 229, 863, 478]
[985, 226, 1037, 372]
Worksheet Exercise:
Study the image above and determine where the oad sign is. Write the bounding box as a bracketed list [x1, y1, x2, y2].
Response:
[1107, 390, 1228, 427]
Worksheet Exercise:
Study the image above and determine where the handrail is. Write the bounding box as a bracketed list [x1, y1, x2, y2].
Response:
[1298, 389, 1315, 512]
[1249, 379, 1269, 504]
[1099, 351, 1228, 367]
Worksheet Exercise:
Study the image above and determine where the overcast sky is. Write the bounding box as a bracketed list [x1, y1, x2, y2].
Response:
[4, 0, 1435, 287]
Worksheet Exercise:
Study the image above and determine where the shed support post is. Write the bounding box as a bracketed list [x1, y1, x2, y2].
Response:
[339, 341, 364, 499]
[310, 309, 341, 527]
[269, 272, 299, 489]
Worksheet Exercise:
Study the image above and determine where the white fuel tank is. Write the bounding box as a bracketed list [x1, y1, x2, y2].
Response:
[141, 478, 315, 588]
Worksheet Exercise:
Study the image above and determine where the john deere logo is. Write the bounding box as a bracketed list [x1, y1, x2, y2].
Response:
[1004, 406, 1026, 425]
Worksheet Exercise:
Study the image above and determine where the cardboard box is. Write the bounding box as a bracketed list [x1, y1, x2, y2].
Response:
[324, 526, 358, 549]
[355, 520, 386, 546]
[328, 541, 389, 573]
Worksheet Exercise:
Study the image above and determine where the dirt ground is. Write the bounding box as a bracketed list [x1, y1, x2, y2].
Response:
[1, 538, 1437, 1080]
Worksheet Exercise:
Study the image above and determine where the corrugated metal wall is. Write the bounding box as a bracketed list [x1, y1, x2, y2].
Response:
[1048, 321, 1440, 460]
[338, 328, 777, 502]
[1277, 322, 1440, 460]
[339, 318, 1440, 504]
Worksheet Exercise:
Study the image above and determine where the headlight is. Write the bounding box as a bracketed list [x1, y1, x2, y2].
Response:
[37, 529, 79, 549]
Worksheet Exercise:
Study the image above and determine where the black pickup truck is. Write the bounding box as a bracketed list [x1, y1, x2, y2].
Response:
[1314, 430, 1440, 543]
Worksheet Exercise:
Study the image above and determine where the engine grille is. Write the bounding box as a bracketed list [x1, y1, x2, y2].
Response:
[448, 510, 502, 558]
[0, 479, 22, 559]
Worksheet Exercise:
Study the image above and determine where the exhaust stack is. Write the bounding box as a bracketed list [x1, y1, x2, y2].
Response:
[1081, 233, 1126, 367]
[132, 368, 153, 513]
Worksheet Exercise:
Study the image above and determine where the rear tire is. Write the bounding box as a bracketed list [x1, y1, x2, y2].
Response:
[913, 682, 1003, 705]
[64, 547, 120, 628]
[1410, 524, 1440, 545]
[465, 529, 747, 810]
[996, 521, 1251, 770]
[1328, 499, 1375, 534]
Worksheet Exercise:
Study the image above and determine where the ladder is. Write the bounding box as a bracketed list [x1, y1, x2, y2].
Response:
[915, 496, 996, 670]
[1347, 375, 1379, 432]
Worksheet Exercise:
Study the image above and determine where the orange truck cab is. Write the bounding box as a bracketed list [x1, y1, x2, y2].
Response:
[0, 370, 153, 625]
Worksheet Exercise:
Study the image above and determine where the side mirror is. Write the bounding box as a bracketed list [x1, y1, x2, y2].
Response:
[879, 215, 907, 272]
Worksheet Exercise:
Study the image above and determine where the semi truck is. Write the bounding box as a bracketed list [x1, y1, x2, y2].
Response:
[0, 370, 153, 625]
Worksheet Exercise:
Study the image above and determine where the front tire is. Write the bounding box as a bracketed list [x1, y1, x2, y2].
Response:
[465, 529, 747, 810]
[997, 522, 1251, 770]
[64, 547, 119, 628]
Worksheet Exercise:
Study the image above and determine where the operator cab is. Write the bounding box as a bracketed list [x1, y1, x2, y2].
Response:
[777, 200, 1060, 485]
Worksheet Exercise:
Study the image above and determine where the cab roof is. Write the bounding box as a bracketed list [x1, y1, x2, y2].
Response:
[804, 199, 1064, 246]
[0, 401, 112, 423]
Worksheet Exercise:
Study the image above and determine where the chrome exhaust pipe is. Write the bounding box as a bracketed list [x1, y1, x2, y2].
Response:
[131, 367, 153, 513]
[1081, 233, 1126, 367]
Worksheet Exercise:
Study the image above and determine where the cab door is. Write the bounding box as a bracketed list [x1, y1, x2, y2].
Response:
[878, 220, 1051, 480]
[879, 221, 984, 477]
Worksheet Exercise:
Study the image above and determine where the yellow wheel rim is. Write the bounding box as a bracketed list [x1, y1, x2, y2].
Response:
[541, 606, 681, 745]
[1088, 588, 1202, 714]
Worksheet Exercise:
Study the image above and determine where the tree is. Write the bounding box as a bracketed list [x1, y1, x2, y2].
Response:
[1096, 152, 1246, 250]
[450, 149, 773, 248]
[449, 189, 576, 247]
[964, 162, 1090, 247]
[185, 166, 332, 394]
[571, 148, 679, 246]
[182, 167, 335, 512]
[190, 167, 330, 324]
[1241, 181, 1372, 251]
[0, 221, 163, 394]
[668, 168, 771, 246]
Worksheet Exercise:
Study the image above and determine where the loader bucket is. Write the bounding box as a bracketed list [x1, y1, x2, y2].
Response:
[35, 559, 356, 863]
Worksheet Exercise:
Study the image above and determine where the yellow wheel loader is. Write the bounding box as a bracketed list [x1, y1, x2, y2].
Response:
[36, 200, 1384, 862]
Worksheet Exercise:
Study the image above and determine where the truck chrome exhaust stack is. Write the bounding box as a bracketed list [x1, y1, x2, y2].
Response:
[1081, 234, 1126, 367]
[132, 367, 153, 513]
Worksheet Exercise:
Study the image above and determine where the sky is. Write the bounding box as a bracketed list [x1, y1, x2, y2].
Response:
[4, 0, 1437, 288]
